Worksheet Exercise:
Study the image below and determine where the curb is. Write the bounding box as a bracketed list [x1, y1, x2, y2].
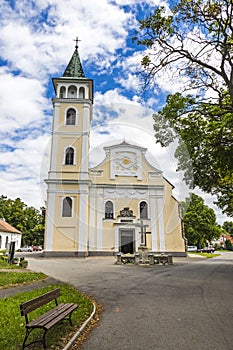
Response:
[63, 302, 96, 350]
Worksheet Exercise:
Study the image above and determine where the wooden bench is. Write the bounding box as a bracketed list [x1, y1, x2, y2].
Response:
[20, 288, 78, 349]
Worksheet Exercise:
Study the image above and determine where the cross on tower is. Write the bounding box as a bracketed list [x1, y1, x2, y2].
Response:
[73, 37, 81, 49]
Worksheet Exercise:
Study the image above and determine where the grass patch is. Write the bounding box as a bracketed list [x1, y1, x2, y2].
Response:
[0, 271, 47, 288]
[0, 259, 22, 269]
[189, 252, 221, 258]
[198, 252, 220, 258]
[0, 284, 94, 350]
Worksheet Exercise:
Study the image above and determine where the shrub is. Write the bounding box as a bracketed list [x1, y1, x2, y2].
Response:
[12, 257, 19, 264]
[225, 239, 233, 251]
[19, 260, 28, 268]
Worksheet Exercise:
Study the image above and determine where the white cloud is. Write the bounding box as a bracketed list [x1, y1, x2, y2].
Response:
[0, 0, 135, 80]
[117, 73, 142, 92]
[0, 68, 49, 132]
[95, 89, 140, 106]
[0, 0, 231, 227]
[0, 133, 50, 208]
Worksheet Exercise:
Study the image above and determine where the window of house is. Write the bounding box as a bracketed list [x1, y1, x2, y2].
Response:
[0, 235, 2, 249]
[105, 201, 114, 219]
[62, 197, 72, 217]
[140, 201, 148, 219]
[65, 147, 75, 165]
[66, 108, 76, 125]
[5, 236, 8, 249]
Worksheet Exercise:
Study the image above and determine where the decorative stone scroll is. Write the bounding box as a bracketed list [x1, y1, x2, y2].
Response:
[117, 207, 136, 218]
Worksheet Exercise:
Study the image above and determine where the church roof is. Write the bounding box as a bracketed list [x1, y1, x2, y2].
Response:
[0, 219, 21, 234]
[103, 140, 147, 152]
[63, 42, 85, 78]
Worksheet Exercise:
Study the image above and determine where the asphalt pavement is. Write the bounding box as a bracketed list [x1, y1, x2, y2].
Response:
[27, 253, 233, 350]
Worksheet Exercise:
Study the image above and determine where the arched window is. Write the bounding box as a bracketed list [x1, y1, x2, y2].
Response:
[65, 147, 75, 165]
[68, 85, 77, 98]
[62, 197, 72, 217]
[59, 86, 66, 98]
[79, 87, 85, 99]
[105, 201, 114, 219]
[140, 201, 148, 219]
[66, 108, 76, 125]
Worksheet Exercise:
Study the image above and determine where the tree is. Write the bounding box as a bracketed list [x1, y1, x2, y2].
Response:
[225, 239, 233, 250]
[182, 193, 221, 247]
[222, 221, 233, 236]
[135, 0, 233, 216]
[0, 195, 45, 246]
[152, 92, 233, 216]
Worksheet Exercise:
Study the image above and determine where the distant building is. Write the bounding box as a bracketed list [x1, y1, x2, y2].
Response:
[44, 42, 186, 257]
[0, 219, 22, 250]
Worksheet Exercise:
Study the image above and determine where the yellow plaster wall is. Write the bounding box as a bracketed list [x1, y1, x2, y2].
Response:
[55, 135, 82, 173]
[113, 198, 140, 217]
[57, 103, 84, 132]
[53, 226, 77, 251]
[102, 226, 115, 251]
[51, 193, 80, 251]
[90, 154, 164, 186]
[145, 232, 152, 250]
[163, 182, 185, 252]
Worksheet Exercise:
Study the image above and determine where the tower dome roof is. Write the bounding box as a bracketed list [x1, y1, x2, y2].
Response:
[63, 38, 85, 78]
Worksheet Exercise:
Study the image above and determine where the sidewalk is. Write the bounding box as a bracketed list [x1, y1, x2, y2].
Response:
[0, 275, 61, 299]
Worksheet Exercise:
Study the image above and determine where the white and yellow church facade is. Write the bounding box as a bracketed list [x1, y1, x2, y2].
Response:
[44, 44, 186, 257]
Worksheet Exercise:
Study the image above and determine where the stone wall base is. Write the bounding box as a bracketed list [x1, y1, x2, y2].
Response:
[42, 250, 187, 258]
[42, 250, 116, 257]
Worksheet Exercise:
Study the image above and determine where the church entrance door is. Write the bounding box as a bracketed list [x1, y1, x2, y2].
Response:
[119, 229, 135, 254]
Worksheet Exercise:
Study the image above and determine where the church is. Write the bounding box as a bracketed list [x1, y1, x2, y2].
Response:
[44, 42, 186, 257]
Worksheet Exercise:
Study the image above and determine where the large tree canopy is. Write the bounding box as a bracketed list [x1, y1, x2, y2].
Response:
[222, 221, 233, 236]
[135, 0, 233, 216]
[153, 92, 233, 216]
[0, 195, 45, 247]
[182, 193, 221, 247]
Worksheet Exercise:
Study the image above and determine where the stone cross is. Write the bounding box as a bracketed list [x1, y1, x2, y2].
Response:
[137, 219, 148, 246]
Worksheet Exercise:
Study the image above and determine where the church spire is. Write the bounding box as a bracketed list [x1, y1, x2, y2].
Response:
[63, 37, 85, 78]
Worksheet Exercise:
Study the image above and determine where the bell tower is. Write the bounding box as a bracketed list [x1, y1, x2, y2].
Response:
[44, 39, 93, 256]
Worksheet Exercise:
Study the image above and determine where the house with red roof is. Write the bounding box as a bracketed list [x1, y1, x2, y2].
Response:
[0, 219, 22, 251]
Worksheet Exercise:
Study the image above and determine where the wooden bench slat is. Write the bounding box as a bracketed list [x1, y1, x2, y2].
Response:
[20, 288, 60, 316]
[26, 304, 65, 327]
[27, 303, 78, 330]
[27, 303, 76, 327]
[44, 304, 78, 329]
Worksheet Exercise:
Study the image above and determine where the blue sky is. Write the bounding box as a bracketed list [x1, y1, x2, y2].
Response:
[0, 0, 231, 224]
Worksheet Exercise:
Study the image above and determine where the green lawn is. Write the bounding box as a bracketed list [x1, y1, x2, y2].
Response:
[0, 271, 47, 288]
[189, 252, 221, 258]
[0, 258, 21, 269]
[0, 284, 94, 349]
[0, 260, 95, 349]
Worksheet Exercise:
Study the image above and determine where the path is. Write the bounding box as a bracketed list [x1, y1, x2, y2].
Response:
[27, 253, 233, 350]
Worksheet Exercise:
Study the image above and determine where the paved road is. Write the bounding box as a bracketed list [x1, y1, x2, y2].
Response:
[27, 253, 233, 350]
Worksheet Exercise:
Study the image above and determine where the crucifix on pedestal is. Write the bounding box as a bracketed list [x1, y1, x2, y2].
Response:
[137, 219, 148, 246]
